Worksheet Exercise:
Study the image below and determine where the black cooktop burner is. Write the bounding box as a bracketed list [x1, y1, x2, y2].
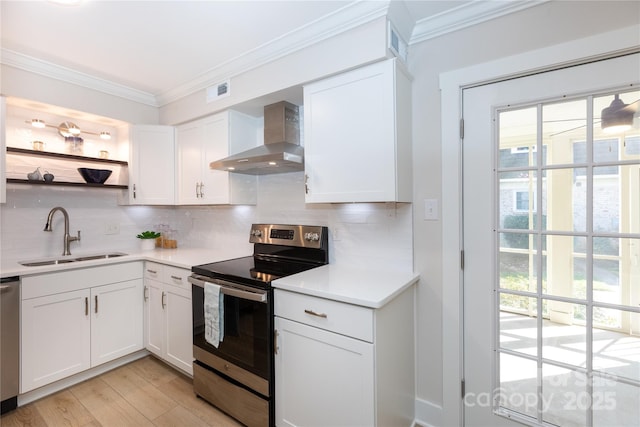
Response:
[191, 255, 322, 289]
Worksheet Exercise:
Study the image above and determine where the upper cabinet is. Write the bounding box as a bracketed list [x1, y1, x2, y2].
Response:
[176, 110, 258, 205]
[129, 125, 176, 205]
[303, 59, 412, 203]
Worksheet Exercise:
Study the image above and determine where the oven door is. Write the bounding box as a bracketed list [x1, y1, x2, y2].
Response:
[190, 275, 272, 382]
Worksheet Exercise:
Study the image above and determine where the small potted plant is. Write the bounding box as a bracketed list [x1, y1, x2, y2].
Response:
[137, 230, 161, 251]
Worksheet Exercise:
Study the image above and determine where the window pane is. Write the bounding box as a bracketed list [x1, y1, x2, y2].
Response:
[543, 99, 587, 166]
[498, 353, 538, 419]
[593, 309, 640, 382]
[593, 376, 640, 427]
[499, 171, 537, 229]
[593, 237, 640, 309]
[542, 301, 586, 367]
[542, 168, 586, 232]
[499, 234, 537, 292]
[542, 365, 588, 427]
[499, 298, 537, 356]
[499, 107, 538, 168]
[542, 235, 586, 299]
[593, 164, 640, 234]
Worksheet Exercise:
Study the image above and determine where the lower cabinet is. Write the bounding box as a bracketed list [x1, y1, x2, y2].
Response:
[21, 262, 143, 393]
[143, 262, 193, 375]
[274, 287, 415, 427]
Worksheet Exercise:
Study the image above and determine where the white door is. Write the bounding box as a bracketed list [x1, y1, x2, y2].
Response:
[463, 53, 640, 426]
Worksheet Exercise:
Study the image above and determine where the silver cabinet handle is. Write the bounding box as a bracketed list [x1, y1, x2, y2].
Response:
[304, 174, 309, 194]
[274, 329, 279, 355]
[133, 183, 137, 199]
[161, 291, 166, 309]
[144, 286, 149, 301]
[95, 295, 98, 314]
[304, 309, 327, 318]
[195, 182, 200, 198]
[85, 297, 89, 316]
[146, 269, 157, 274]
[170, 275, 182, 281]
[199, 182, 204, 197]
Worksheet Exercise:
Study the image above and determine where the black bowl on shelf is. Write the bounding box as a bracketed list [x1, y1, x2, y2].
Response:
[77, 168, 112, 184]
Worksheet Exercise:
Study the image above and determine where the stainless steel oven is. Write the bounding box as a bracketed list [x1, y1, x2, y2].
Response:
[189, 224, 328, 427]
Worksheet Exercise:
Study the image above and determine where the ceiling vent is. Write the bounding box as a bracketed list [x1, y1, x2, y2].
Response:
[206, 80, 231, 103]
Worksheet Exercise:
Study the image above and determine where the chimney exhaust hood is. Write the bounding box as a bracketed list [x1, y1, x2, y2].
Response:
[210, 101, 303, 175]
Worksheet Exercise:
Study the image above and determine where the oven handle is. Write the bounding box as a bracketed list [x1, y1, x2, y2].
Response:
[188, 275, 267, 303]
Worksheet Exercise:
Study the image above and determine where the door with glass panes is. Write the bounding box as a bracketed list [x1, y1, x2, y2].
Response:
[463, 53, 639, 427]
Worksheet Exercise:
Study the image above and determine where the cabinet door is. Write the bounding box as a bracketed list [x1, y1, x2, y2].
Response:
[304, 60, 399, 203]
[144, 278, 165, 357]
[91, 279, 143, 366]
[164, 286, 193, 375]
[21, 289, 91, 392]
[1, 96, 6, 204]
[176, 120, 205, 204]
[275, 317, 374, 427]
[130, 125, 176, 205]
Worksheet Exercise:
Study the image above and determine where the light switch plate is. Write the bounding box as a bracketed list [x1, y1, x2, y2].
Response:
[424, 199, 439, 221]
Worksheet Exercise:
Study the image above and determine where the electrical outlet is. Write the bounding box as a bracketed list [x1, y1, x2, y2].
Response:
[104, 222, 120, 235]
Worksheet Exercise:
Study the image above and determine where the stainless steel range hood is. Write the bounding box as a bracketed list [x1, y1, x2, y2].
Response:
[210, 101, 303, 175]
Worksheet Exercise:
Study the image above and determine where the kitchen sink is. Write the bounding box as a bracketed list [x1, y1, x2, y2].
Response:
[19, 252, 128, 267]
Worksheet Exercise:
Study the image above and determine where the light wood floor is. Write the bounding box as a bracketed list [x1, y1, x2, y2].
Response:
[0, 356, 243, 427]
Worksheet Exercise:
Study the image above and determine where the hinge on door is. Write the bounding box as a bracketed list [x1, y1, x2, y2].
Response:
[461, 379, 466, 398]
[460, 250, 465, 270]
[459, 118, 464, 139]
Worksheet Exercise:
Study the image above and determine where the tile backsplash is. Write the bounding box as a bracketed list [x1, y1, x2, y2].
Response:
[1, 172, 413, 271]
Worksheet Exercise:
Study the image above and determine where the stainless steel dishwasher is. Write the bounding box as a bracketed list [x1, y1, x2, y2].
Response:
[1, 276, 19, 414]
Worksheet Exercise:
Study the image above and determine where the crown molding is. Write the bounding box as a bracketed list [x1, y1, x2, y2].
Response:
[410, 0, 549, 45]
[0, 1, 547, 107]
[156, 0, 389, 106]
[1, 48, 158, 106]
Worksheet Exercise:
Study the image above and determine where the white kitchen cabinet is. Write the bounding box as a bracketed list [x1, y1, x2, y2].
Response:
[143, 262, 193, 375]
[274, 286, 415, 427]
[303, 58, 412, 203]
[90, 280, 144, 366]
[129, 125, 176, 205]
[176, 111, 258, 205]
[21, 262, 143, 393]
[21, 289, 91, 392]
[1, 96, 6, 204]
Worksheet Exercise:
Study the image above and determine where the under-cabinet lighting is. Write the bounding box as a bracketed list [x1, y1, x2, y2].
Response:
[31, 119, 46, 128]
[228, 167, 236, 171]
[268, 162, 277, 166]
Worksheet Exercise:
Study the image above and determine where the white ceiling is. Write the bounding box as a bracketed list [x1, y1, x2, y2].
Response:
[1, 1, 543, 107]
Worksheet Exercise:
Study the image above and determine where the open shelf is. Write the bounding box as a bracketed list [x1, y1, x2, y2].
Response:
[6, 147, 128, 166]
[6, 179, 128, 189]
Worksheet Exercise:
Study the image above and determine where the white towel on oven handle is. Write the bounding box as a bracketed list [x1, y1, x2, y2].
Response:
[204, 281, 224, 348]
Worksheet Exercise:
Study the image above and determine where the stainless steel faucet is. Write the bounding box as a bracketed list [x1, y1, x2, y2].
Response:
[44, 207, 81, 256]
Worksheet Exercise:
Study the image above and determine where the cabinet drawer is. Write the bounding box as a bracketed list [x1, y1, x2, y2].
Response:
[164, 265, 190, 288]
[274, 290, 373, 342]
[144, 262, 163, 281]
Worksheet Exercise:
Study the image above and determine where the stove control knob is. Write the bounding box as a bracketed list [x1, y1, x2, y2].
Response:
[251, 229, 263, 237]
[304, 232, 320, 242]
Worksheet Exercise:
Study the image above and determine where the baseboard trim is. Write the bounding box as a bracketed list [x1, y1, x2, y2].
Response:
[415, 397, 444, 427]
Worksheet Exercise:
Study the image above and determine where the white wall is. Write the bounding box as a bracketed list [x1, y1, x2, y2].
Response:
[1, 171, 413, 270]
[409, 1, 640, 425]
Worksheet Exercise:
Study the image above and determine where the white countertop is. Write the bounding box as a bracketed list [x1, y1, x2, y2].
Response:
[0, 247, 250, 278]
[3, 249, 419, 309]
[272, 264, 419, 309]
